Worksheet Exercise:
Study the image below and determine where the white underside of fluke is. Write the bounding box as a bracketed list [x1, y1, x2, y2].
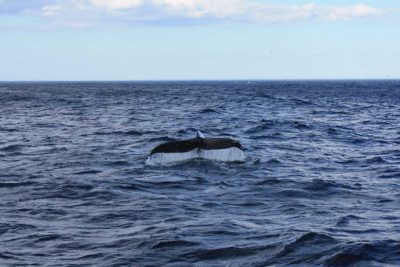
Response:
[146, 148, 245, 165]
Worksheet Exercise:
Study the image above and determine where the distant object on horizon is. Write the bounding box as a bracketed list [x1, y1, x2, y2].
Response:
[146, 131, 245, 165]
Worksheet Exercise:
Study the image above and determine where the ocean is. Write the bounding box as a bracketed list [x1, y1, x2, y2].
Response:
[1, 81, 400, 266]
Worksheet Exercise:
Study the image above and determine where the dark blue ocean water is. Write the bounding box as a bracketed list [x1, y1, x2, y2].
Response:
[1, 81, 400, 266]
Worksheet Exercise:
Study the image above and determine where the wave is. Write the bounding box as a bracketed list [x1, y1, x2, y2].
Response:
[249, 133, 284, 140]
[0, 144, 24, 152]
[365, 156, 387, 164]
[246, 119, 312, 134]
[153, 240, 200, 249]
[183, 245, 267, 261]
[95, 129, 156, 136]
[335, 215, 364, 227]
[378, 168, 400, 179]
[147, 136, 176, 143]
[303, 179, 357, 193]
[325, 240, 400, 266]
[0, 127, 18, 132]
[2, 81, 400, 266]
[245, 120, 276, 133]
[199, 108, 221, 114]
[293, 98, 314, 105]
[0, 181, 36, 188]
[261, 232, 338, 266]
[350, 138, 368, 145]
[289, 232, 336, 246]
[326, 127, 338, 135]
[175, 128, 198, 135]
[73, 170, 102, 175]
[0, 252, 19, 260]
[266, 158, 282, 165]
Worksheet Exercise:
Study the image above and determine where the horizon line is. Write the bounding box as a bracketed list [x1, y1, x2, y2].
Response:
[1, 78, 400, 83]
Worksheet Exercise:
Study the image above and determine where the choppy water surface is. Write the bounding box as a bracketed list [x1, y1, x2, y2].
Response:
[1, 81, 400, 266]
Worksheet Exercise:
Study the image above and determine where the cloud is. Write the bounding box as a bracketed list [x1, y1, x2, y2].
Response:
[42, 5, 61, 16]
[0, 0, 386, 27]
[0, 0, 58, 14]
[152, 0, 248, 19]
[327, 3, 384, 21]
[91, 0, 142, 10]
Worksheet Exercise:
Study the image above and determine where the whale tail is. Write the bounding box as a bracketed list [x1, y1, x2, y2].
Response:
[146, 132, 245, 165]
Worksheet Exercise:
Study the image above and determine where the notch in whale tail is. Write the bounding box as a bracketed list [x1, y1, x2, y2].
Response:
[146, 131, 245, 165]
[197, 130, 205, 139]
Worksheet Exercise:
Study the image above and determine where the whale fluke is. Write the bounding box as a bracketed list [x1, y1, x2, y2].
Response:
[146, 131, 245, 165]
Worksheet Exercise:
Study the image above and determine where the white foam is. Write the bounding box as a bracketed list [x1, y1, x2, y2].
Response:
[146, 148, 245, 165]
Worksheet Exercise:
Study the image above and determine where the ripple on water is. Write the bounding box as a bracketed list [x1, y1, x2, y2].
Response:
[1, 81, 400, 266]
[325, 240, 400, 267]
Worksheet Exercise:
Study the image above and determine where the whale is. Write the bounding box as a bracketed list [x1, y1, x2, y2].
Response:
[146, 131, 245, 165]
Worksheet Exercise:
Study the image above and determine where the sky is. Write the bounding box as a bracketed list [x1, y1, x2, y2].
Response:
[0, 0, 399, 81]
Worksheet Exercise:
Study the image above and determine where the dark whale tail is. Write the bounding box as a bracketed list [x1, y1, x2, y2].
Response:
[146, 131, 245, 165]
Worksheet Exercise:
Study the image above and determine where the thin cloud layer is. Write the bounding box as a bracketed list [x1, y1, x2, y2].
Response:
[91, 0, 143, 10]
[0, 0, 385, 27]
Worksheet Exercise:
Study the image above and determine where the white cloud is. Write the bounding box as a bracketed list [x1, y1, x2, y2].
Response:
[153, 0, 248, 18]
[42, 5, 61, 16]
[91, 1, 385, 23]
[249, 3, 384, 23]
[0, 0, 385, 26]
[90, 0, 142, 10]
[327, 3, 384, 21]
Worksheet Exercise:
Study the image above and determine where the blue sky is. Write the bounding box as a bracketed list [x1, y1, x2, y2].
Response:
[0, 0, 399, 80]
